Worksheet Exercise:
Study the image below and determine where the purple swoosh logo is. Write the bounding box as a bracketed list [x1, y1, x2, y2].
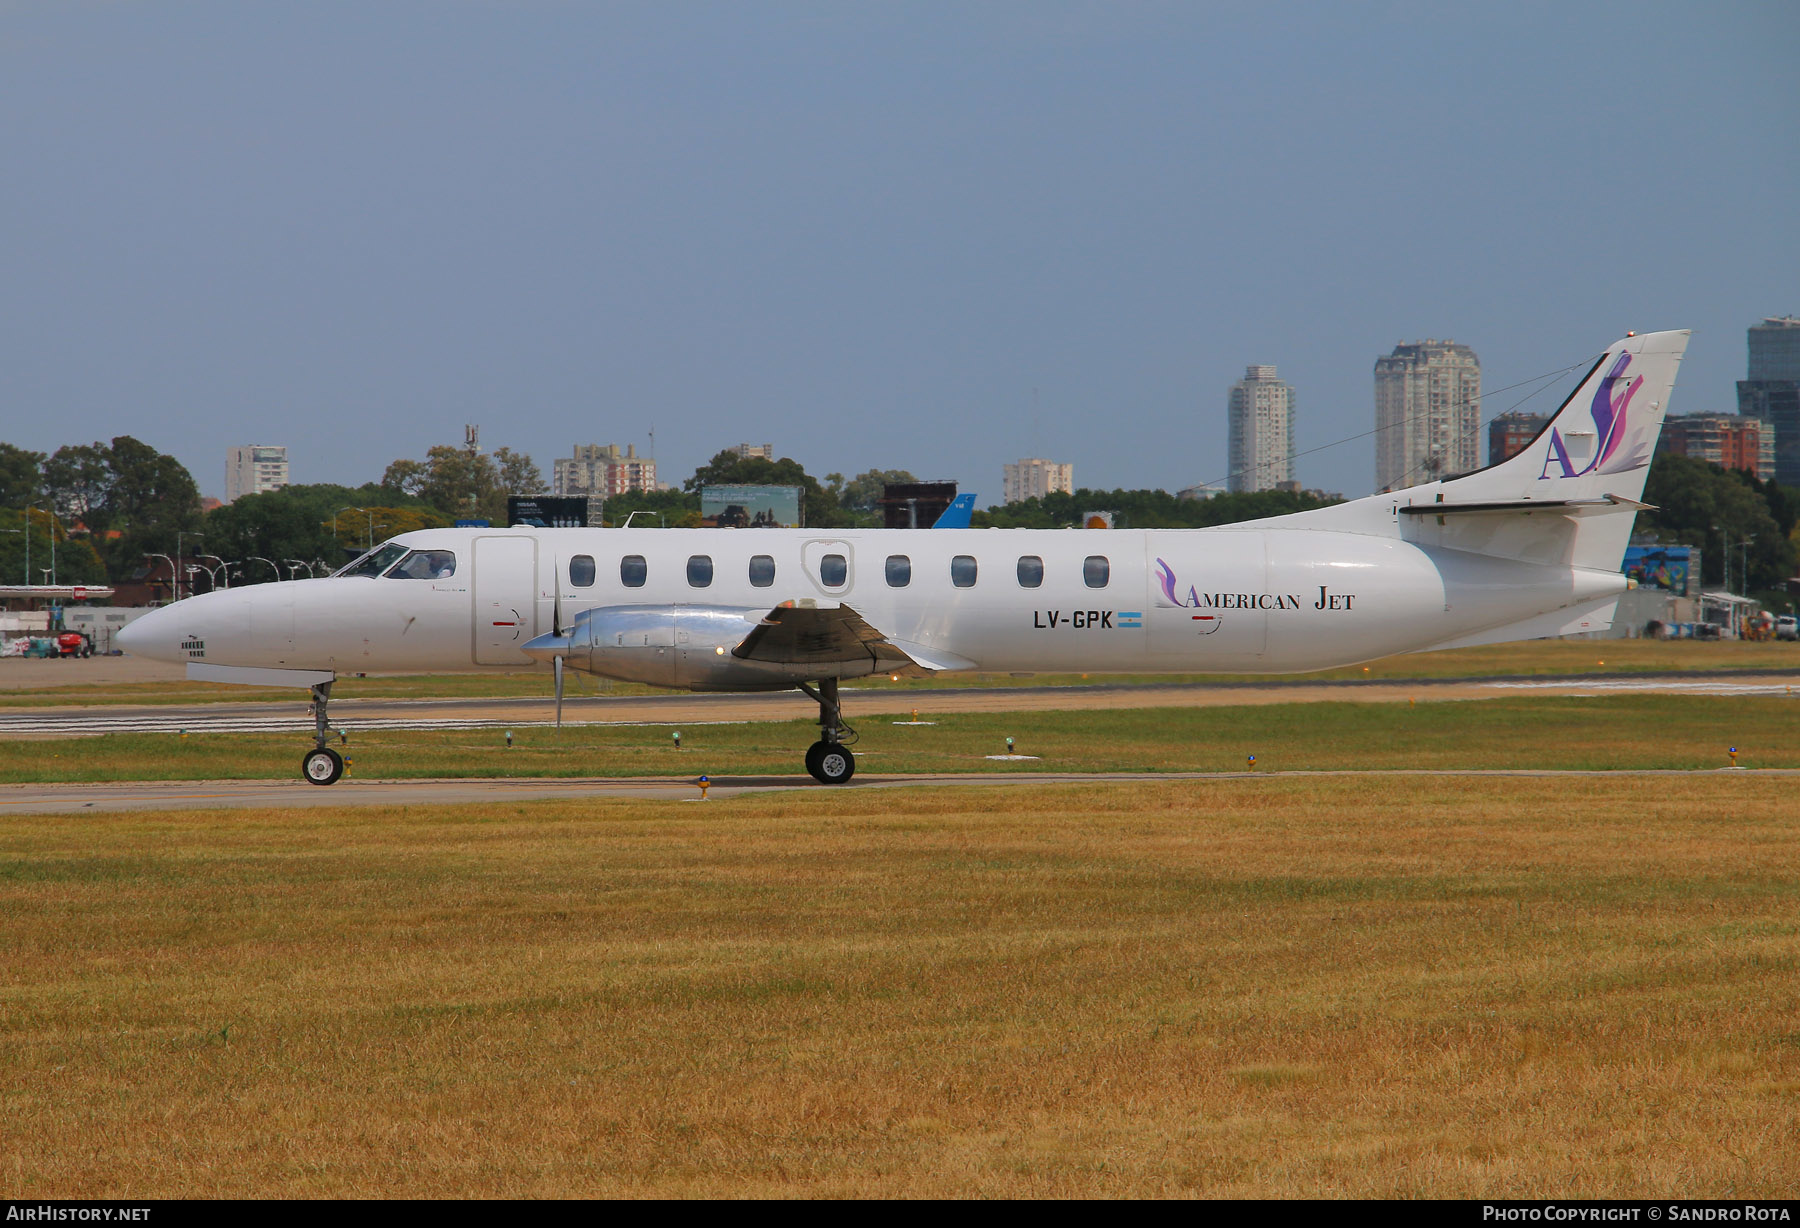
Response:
[1156, 559, 1180, 605]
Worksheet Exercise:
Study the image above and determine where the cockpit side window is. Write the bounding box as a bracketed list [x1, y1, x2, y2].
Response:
[386, 550, 457, 580]
[334, 542, 410, 578]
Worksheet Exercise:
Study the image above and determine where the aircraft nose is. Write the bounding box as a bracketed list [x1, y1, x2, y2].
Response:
[116, 605, 180, 662]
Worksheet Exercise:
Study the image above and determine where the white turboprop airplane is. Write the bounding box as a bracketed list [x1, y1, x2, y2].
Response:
[119, 329, 1688, 786]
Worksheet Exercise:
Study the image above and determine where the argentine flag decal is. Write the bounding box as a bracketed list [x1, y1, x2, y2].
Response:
[1118, 612, 1143, 629]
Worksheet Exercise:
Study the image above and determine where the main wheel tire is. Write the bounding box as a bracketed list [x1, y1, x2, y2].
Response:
[807, 741, 855, 785]
[302, 747, 344, 786]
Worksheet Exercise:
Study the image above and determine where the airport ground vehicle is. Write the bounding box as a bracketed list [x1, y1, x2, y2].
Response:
[1777, 615, 1799, 642]
[56, 632, 94, 658]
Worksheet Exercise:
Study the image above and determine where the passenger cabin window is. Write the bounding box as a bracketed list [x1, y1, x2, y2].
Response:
[621, 555, 647, 588]
[820, 553, 847, 587]
[885, 555, 911, 587]
[569, 555, 596, 588]
[335, 542, 409, 578]
[951, 555, 977, 588]
[1084, 555, 1110, 588]
[748, 555, 775, 587]
[387, 550, 457, 580]
[687, 555, 714, 587]
[1016, 555, 1044, 588]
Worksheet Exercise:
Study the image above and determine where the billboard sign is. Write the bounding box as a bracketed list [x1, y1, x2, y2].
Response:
[700, 485, 802, 528]
[1624, 545, 1695, 596]
[507, 496, 596, 528]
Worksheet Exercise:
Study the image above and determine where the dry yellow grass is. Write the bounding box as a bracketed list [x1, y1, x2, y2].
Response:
[3, 777, 1797, 1197]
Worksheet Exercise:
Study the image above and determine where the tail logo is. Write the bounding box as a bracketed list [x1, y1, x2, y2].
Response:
[1538, 352, 1649, 480]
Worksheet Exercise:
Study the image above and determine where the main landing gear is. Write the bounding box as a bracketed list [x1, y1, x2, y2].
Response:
[301, 680, 343, 786]
[797, 678, 856, 785]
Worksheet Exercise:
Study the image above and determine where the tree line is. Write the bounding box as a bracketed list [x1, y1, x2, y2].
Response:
[1, 436, 1795, 607]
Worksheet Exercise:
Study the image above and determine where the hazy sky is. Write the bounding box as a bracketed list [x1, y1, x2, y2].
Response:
[3, 2, 1795, 504]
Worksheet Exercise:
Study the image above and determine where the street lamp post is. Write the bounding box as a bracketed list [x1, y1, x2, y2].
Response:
[197, 555, 231, 590]
[144, 554, 175, 604]
[19, 507, 62, 587]
[174, 531, 203, 601]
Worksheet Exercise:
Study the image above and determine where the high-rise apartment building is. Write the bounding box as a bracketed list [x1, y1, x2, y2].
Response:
[1374, 340, 1481, 492]
[1002, 458, 1073, 504]
[552, 444, 657, 498]
[1747, 315, 1800, 381]
[224, 445, 289, 503]
[730, 443, 775, 461]
[1487, 412, 1548, 465]
[1737, 316, 1800, 486]
[1226, 365, 1295, 493]
[1658, 414, 1775, 479]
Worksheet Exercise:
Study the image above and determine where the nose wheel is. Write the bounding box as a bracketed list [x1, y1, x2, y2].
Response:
[301, 680, 344, 785]
[303, 747, 344, 786]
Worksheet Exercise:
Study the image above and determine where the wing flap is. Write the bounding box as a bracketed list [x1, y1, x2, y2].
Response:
[732, 603, 972, 676]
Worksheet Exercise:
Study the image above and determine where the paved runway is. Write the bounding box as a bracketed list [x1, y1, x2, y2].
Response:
[3, 767, 1794, 815]
[5, 671, 1798, 737]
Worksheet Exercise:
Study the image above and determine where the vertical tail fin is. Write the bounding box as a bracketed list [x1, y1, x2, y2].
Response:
[1429, 329, 1689, 570]
[1451, 329, 1690, 507]
[932, 493, 977, 529]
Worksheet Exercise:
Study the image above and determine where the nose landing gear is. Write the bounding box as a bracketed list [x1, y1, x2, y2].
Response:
[797, 677, 856, 784]
[301, 680, 343, 785]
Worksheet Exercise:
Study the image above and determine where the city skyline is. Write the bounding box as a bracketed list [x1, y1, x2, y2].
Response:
[2, 5, 1794, 503]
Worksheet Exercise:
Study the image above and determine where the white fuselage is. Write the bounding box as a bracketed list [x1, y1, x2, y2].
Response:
[128, 523, 1625, 680]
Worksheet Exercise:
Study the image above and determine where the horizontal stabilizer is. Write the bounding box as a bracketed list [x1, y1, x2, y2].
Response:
[1398, 494, 1655, 517]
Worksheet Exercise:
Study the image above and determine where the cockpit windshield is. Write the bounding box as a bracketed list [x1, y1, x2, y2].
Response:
[333, 541, 410, 578]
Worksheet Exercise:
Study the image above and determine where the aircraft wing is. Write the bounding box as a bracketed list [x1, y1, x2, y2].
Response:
[732, 602, 974, 676]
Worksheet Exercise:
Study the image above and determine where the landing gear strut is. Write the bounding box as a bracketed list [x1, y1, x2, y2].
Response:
[797, 678, 856, 784]
[301, 680, 343, 786]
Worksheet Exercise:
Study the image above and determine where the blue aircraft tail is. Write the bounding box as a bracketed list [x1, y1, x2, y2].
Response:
[932, 493, 977, 528]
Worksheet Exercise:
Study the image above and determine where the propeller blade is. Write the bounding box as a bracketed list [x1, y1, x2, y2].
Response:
[553, 560, 563, 636]
[554, 654, 564, 730]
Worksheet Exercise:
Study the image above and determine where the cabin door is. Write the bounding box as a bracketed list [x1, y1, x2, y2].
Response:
[473, 536, 539, 664]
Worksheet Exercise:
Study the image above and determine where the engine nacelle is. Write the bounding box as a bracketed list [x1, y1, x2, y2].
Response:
[538, 605, 884, 691]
